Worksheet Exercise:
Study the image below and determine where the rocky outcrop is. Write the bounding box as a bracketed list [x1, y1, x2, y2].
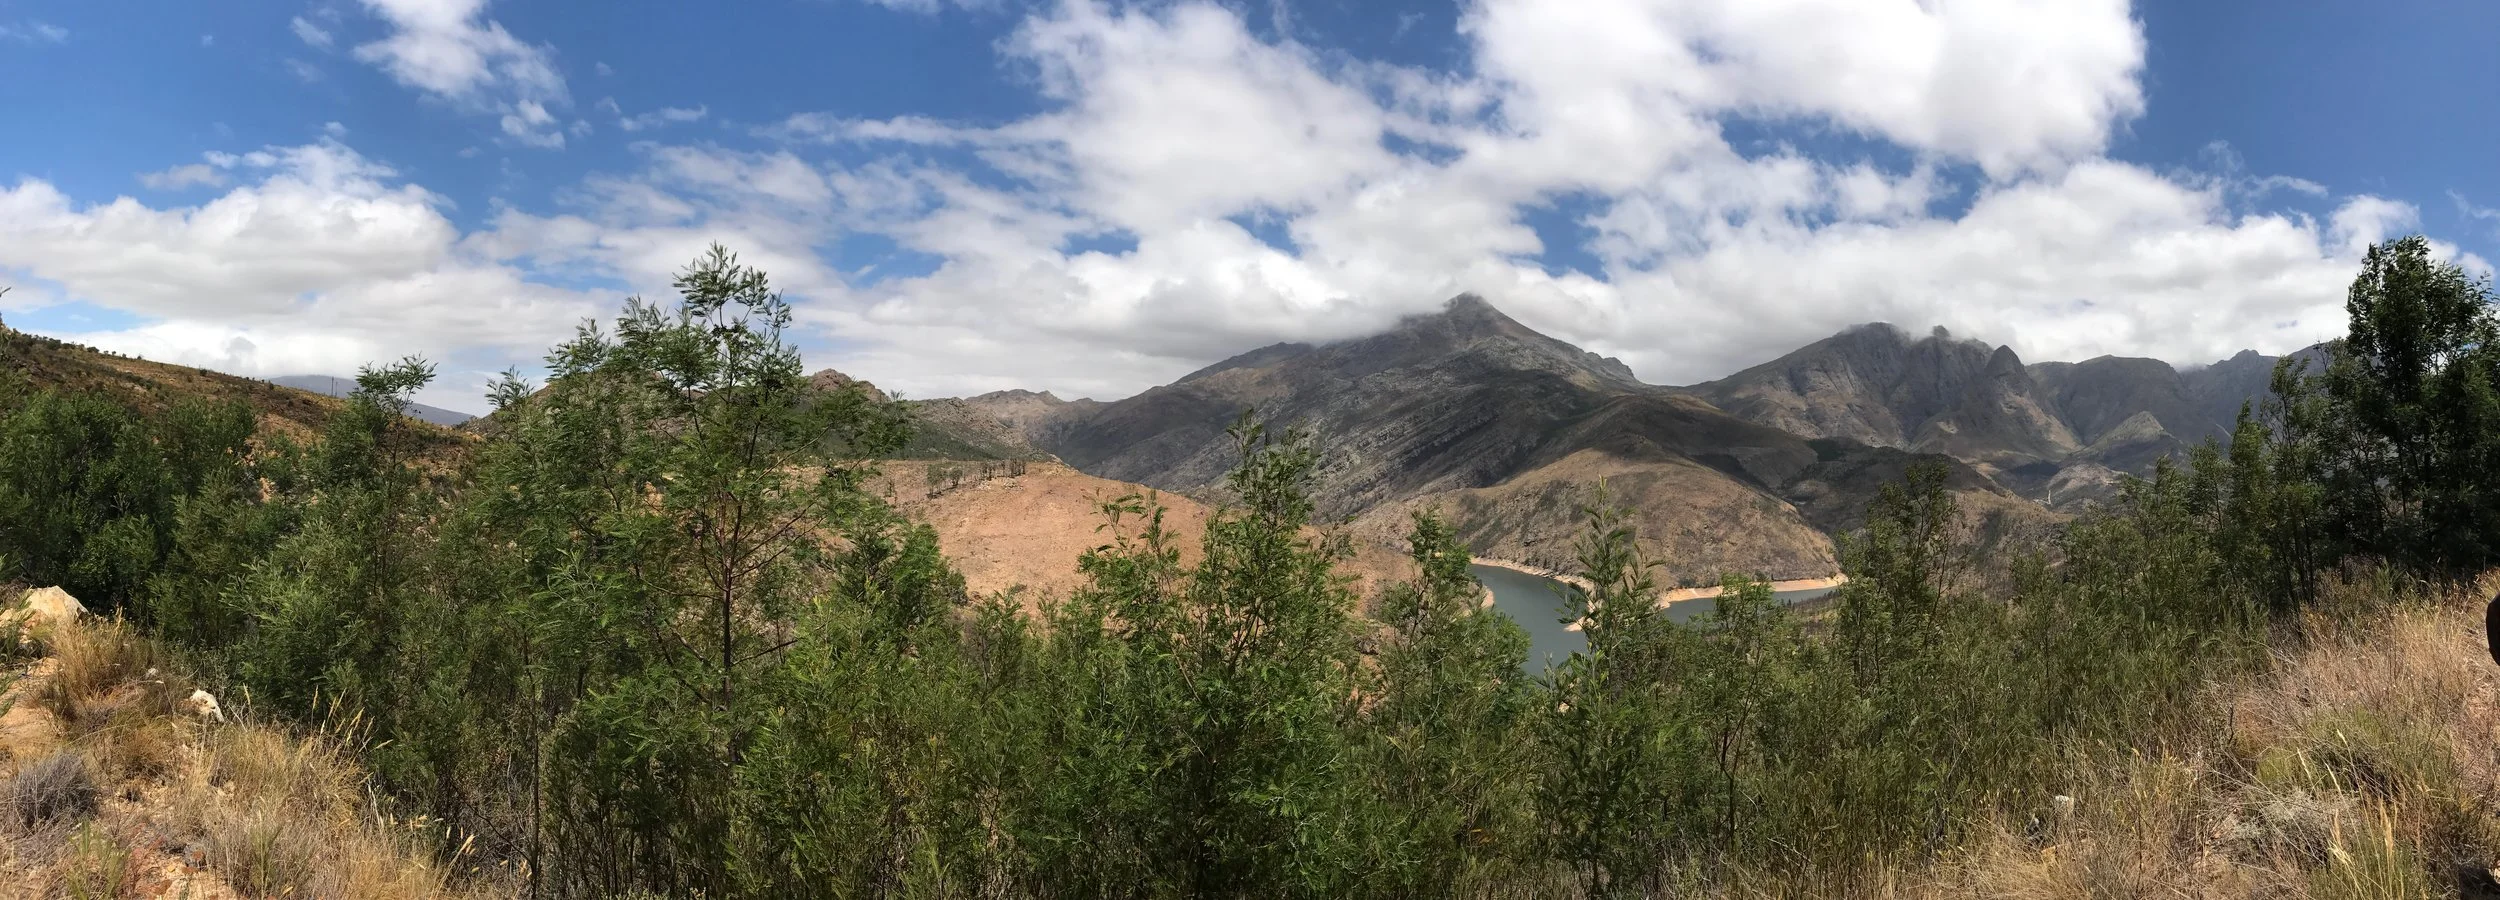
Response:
[6, 587, 86, 645]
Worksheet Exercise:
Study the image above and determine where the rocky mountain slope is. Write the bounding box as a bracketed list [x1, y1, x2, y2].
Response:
[807, 370, 1058, 462]
[952, 297, 2040, 586]
[269, 375, 479, 426]
[1688, 323, 2324, 506]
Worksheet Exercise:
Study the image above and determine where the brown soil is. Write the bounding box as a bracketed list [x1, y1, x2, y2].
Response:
[878, 461, 1413, 612]
[1354, 449, 1844, 589]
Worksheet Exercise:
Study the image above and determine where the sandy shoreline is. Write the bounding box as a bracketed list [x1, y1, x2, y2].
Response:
[1469, 556, 1847, 611]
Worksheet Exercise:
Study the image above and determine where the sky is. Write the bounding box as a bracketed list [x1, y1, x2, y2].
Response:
[2, 0, 2496, 414]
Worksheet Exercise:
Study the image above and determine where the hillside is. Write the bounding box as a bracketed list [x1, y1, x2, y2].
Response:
[809, 370, 1057, 462]
[0, 326, 473, 455]
[0, 589, 487, 898]
[877, 460, 1414, 607]
[270, 375, 478, 426]
[1687, 322, 2318, 507]
[954, 297, 2044, 586]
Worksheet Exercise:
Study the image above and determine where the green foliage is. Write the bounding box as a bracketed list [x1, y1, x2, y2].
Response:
[1354, 512, 1536, 896]
[2257, 235, 2500, 591]
[0, 384, 262, 618]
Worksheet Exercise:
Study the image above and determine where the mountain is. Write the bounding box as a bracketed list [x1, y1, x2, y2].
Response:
[806, 369, 1059, 462]
[271, 375, 479, 426]
[1689, 324, 2315, 506]
[953, 296, 2041, 586]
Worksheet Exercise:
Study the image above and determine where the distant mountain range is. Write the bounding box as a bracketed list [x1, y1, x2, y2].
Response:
[1684, 323, 2326, 505]
[886, 296, 2324, 584]
[269, 375, 479, 426]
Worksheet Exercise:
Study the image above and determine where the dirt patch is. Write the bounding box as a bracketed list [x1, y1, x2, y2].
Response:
[880, 461, 1413, 612]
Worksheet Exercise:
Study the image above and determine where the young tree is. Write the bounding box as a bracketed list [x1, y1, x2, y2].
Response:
[1542, 487, 1681, 898]
[1356, 511, 1536, 895]
[2310, 235, 2500, 583]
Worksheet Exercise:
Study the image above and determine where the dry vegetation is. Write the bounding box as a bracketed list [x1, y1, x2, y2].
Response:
[0, 596, 492, 899]
[0, 325, 473, 460]
[1894, 574, 2500, 900]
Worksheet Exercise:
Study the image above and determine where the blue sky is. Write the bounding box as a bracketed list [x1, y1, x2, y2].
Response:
[1, 0, 2493, 412]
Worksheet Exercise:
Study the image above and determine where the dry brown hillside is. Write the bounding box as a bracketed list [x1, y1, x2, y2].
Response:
[1352, 449, 1841, 588]
[877, 461, 1414, 610]
[1906, 576, 2500, 898]
[0, 590, 493, 899]
[0, 325, 472, 454]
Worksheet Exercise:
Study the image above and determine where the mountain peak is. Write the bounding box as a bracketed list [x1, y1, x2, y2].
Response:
[970, 388, 1067, 405]
[1395, 293, 1529, 341]
[809, 368, 891, 401]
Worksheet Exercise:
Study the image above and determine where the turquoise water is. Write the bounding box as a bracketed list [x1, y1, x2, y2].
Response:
[1471, 563, 1842, 670]
[1468, 563, 1586, 670]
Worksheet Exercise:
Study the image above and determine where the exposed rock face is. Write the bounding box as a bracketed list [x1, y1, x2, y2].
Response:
[1692, 324, 2080, 462]
[1692, 324, 2311, 509]
[958, 389, 1104, 453]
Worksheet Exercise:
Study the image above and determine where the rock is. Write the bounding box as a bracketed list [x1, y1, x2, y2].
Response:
[6, 586, 87, 643]
[182, 690, 224, 724]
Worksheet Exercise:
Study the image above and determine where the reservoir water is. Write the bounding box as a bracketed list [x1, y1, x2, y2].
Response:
[1469, 563, 1844, 672]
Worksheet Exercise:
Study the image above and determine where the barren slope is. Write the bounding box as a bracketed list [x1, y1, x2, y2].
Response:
[878, 461, 1413, 608]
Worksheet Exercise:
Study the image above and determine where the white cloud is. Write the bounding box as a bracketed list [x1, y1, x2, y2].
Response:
[0, 140, 602, 410]
[351, 0, 571, 148]
[323, 121, 350, 138]
[285, 59, 325, 83]
[137, 164, 228, 191]
[10, 0, 2470, 409]
[1460, 0, 2144, 182]
[618, 105, 708, 132]
[291, 16, 335, 49]
[2453, 190, 2500, 240]
[201, 34, 216, 47]
[0, 21, 68, 44]
[689, 0, 2417, 399]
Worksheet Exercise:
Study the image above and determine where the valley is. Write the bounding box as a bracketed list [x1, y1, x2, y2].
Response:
[895, 295, 2289, 623]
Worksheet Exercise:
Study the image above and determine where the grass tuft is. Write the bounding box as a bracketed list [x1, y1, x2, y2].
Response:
[2, 748, 96, 831]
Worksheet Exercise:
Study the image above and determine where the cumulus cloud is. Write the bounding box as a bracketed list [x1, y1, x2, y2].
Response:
[351, 0, 571, 148]
[677, 0, 2376, 398]
[0, 140, 602, 410]
[9, 0, 2476, 407]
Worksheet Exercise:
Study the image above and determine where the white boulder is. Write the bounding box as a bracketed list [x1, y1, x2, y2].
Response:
[181, 689, 224, 724]
[7, 586, 86, 643]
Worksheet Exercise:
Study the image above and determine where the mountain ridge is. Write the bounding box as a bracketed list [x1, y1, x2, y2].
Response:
[943, 297, 2047, 586]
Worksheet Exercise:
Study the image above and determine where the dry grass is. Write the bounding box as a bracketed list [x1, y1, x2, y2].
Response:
[1907, 574, 2500, 900]
[0, 618, 498, 899]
